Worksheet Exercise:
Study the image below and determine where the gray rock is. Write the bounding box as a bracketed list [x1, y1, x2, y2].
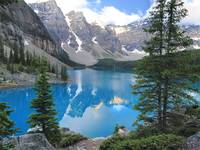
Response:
[3, 133, 55, 150]
[0, 0, 71, 69]
[58, 139, 104, 150]
[184, 131, 200, 150]
[117, 128, 129, 137]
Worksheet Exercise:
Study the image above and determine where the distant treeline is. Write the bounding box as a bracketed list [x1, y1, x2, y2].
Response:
[92, 49, 200, 72]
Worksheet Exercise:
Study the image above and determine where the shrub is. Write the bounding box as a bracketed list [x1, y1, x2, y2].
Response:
[59, 133, 87, 148]
[100, 134, 185, 150]
[99, 135, 124, 150]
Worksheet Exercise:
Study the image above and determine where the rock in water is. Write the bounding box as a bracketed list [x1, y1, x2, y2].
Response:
[3, 133, 55, 150]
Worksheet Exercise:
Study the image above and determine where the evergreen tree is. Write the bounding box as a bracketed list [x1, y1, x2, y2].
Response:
[133, 0, 200, 132]
[0, 103, 17, 150]
[3, 50, 8, 64]
[143, 0, 166, 56]
[7, 51, 14, 74]
[19, 48, 25, 65]
[61, 66, 68, 81]
[0, 39, 4, 63]
[165, 0, 192, 54]
[161, 0, 194, 130]
[28, 63, 61, 146]
[25, 51, 31, 66]
[134, 0, 167, 131]
[0, 0, 17, 5]
[13, 44, 19, 64]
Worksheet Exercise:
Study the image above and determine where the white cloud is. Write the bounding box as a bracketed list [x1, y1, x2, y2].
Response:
[25, 0, 141, 26]
[98, 6, 140, 26]
[55, 0, 88, 14]
[146, 0, 200, 25]
[183, 0, 200, 25]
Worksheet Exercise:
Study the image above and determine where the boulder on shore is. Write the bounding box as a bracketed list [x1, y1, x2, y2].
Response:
[3, 133, 55, 150]
[184, 131, 200, 150]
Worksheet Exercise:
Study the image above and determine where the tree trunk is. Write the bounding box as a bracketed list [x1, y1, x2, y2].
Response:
[157, 83, 163, 131]
[162, 78, 169, 132]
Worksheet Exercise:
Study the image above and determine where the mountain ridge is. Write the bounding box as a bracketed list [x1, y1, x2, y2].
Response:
[28, 0, 145, 66]
[11, 0, 199, 67]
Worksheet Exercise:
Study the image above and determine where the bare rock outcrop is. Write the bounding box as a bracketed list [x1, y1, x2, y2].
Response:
[3, 133, 55, 150]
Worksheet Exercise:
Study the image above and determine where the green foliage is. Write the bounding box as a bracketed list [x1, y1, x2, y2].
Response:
[0, 103, 17, 150]
[165, 0, 192, 54]
[133, 0, 200, 133]
[92, 58, 138, 72]
[59, 133, 87, 148]
[28, 64, 61, 146]
[100, 134, 185, 150]
[173, 105, 200, 137]
[0, 0, 17, 5]
[185, 105, 200, 119]
[99, 135, 124, 150]
[61, 66, 68, 81]
[143, 0, 166, 55]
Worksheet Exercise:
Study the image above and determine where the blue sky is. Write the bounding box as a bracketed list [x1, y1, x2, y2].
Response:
[90, 0, 152, 15]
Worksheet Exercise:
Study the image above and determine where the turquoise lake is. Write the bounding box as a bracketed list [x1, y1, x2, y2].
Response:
[0, 69, 199, 138]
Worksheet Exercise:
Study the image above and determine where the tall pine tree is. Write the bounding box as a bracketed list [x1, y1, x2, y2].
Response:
[133, 0, 167, 131]
[61, 66, 68, 81]
[144, 0, 166, 56]
[0, 103, 17, 150]
[28, 62, 61, 146]
[133, 0, 200, 132]
[161, 0, 194, 130]
[0, 39, 4, 63]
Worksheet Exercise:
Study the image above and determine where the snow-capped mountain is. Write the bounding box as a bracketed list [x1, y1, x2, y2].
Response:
[26, 0, 200, 66]
[27, 0, 145, 66]
[109, 21, 200, 51]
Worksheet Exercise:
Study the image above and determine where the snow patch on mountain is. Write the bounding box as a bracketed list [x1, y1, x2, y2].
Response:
[34, 9, 39, 14]
[112, 26, 130, 35]
[65, 15, 83, 53]
[131, 49, 147, 55]
[193, 45, 200, 49]
[192, 37, 200, 41]
[92, 37, 98, 44]
[24, 40, 29, 46]
[122, 45, 128, 52]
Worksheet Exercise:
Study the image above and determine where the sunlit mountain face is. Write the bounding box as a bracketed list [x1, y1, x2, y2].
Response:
[0, 69, 140, 137]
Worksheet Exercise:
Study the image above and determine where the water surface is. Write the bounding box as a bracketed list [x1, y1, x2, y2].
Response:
[2, 69, 187, 137]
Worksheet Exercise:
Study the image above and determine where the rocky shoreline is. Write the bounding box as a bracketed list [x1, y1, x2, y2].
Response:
[3, 133, 104, 150]
[3, 130, 200, 150]
[3, 128, 105, 150]
[0, 70, 68, 90]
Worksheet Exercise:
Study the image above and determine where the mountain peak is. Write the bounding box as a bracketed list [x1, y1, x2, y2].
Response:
[67, 11, 86, 21]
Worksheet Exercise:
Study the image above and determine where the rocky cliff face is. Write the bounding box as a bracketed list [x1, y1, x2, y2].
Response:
[109, 21, 200, 51]
[29, 0, 72, 46]
[0, 1, 56, 54]
[108, 20, 150, 51]
[3, 133, 55, 150]
[0, 0, 72, 69]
